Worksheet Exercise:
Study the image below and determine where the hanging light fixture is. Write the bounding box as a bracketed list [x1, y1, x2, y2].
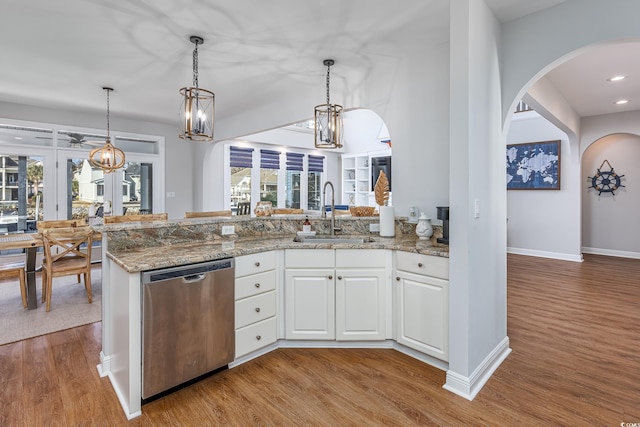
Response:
[179, 35, 214, 141]
[314, 59, 343, 149]
[88, 87, 126, 174]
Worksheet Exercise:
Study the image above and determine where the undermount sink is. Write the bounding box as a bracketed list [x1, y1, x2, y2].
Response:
[293, 236, 375, 244]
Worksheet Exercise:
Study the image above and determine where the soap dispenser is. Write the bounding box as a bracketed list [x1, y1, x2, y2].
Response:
[303, 216, 311, 233]
[415, 213, 433, 240]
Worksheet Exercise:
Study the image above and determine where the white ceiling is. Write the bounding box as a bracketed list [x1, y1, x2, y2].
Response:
[1, 0, 631, 130]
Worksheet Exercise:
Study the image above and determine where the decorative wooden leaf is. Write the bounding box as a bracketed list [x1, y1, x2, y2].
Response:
[374, 170, 390, 206]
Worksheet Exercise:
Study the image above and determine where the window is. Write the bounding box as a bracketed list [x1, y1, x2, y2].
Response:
[285, 152, 304, 208]
[229, 146, 254, 214]
[226, 145, 325, 213]
[308, 155, 325, 211]
[260, 149, 280, 205]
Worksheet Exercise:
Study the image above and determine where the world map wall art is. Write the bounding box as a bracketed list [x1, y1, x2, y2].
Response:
[506, 140, 560, 190]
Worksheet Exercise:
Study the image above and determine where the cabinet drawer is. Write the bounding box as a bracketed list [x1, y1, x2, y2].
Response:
[235, 316, 277, 358]
[335, 249, 386, 268]
[285, 249, 334, 268]
[396, 251, 449, 279]
[235, 291, 277, 329]
[235, 251, 276, 277]
[235, 270, 276, 300]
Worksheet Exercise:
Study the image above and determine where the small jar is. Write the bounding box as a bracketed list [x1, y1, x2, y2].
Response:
[416, 213, 433, 240]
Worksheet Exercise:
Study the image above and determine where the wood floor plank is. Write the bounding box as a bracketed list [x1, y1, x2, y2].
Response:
[0, 253, 638, 425]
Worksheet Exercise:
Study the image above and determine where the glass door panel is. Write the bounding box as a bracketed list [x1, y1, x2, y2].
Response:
[0, 154, 45, 233]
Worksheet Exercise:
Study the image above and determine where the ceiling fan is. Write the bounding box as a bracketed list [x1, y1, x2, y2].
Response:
[35, 132, 103, 147]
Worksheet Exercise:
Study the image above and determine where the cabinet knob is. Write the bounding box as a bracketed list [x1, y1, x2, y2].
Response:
[254, 283, 261, 288]
[255, 261, 261, 267]
[337, 276, 343, 280]
[255, 307, 261, 313]
[396, 276, 400, 281]
[418, 262, 423, 267]
[256, 335, 262, 341]
[328, 275, 333, 280]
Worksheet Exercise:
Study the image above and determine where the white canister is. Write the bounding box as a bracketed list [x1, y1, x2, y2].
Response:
[379, 205, 395, 237]
[416, 213, 433, 239]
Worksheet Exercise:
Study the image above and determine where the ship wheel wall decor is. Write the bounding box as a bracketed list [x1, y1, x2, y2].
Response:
[587, 159, 625, 195]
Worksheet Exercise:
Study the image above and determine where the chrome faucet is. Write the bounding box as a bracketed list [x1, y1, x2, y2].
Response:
[322, 181, 339, 236]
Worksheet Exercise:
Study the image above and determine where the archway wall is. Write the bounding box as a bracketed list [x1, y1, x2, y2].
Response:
[501, 0, 640, 126]
[581, 112, 640, 258]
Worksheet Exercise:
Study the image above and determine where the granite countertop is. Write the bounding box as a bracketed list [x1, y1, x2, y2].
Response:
[107, 234, 449, 273]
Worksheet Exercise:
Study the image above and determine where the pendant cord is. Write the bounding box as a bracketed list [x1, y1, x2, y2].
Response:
[326, 62, 331, 106]
[106, 89, 111, 141]
[193, 41, 199, 90]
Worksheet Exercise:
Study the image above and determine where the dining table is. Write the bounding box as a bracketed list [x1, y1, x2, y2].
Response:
[0, 233, 42, 309]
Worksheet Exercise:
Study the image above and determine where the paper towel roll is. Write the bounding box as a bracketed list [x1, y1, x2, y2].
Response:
[379, 205, 395, 237]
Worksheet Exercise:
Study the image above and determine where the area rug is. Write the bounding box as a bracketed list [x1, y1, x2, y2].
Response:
[0, 267, 101, 346]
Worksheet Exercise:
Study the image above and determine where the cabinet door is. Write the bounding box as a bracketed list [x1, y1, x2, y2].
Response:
[335, 269, 386, 341]
[285, 269, 335, 340]
[396, 271, 448, 361]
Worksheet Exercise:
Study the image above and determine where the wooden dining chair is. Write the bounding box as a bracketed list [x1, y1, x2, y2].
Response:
[184, 210, 232, 218]
[37, 219, 90, 283]
[103, 213, 168, 224]
[37, 219, 88, 230]
[41, 227, 93, 312]
[0, 262, 27, 308]
[236, 202, 251, 216]
[271, 208, 304, 215]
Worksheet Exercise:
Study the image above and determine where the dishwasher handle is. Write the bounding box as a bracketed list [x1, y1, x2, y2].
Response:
[182, 274, 206, 283]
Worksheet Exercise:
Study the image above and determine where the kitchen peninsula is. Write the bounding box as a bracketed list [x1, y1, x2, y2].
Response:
[96, 215, 449, 419]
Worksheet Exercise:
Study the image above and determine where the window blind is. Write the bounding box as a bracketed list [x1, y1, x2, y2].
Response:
[308, 155, 325, 172]
[229, 146, 254, 168]
[260, 149, 281, 169]
[286, 152, 304, 171]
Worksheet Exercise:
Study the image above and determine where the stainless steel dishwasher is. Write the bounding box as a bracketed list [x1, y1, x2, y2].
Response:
[141, 258, 235, 399]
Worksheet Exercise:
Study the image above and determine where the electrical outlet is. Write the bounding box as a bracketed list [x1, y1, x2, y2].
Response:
[369, 223, 380, 232]
[221, 225, 235, 235]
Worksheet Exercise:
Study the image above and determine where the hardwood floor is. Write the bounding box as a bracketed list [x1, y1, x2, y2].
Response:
[0, 253, 638, 426]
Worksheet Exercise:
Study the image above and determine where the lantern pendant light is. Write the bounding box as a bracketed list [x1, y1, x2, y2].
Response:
[89, 87, 126, 174]
[314, 59, 343, 149]
[179, 35, 215, 141]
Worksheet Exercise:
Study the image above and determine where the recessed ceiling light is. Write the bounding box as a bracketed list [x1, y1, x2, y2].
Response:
[615, 99, 629, 105]
[608, 75, 627, 82]
[14, 136, 23, 140]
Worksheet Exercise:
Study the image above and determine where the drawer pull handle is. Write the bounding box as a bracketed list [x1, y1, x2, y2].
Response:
[256, 335, 262, 340]
[418, 262, 423, 267]
[396, 276, 400, 281]
[328, 275, 333, 280]
[255, 283, 261, 288]
[255, 261, 261, 267]
[255, 307, 261, 313]
[337, 276, 342, 280]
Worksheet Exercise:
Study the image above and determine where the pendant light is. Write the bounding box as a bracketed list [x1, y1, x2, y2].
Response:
[314, 59, 343, 149]
[179, 35, 215, 141]
[88, 87, 126, 174]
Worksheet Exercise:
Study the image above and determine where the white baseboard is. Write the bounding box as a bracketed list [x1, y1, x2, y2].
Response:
[581, 247, 640, 259]
[107, 371, 142, 420]
[443, 337, 511, 400]
[507, 247, 583, 262]
[97, 351, 111, 378]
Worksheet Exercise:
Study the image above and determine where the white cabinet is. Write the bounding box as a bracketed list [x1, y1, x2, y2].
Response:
[285, 249, 387, 341]
[395, 251, 449, 361]
[335, 268, 386, 340]
[285, 249, 335, 340]
[285, 268, 335, 340]
[234, 251, 278, 358]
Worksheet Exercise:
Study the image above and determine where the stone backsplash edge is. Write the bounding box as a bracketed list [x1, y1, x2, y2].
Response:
[103, 217, 443, 252]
